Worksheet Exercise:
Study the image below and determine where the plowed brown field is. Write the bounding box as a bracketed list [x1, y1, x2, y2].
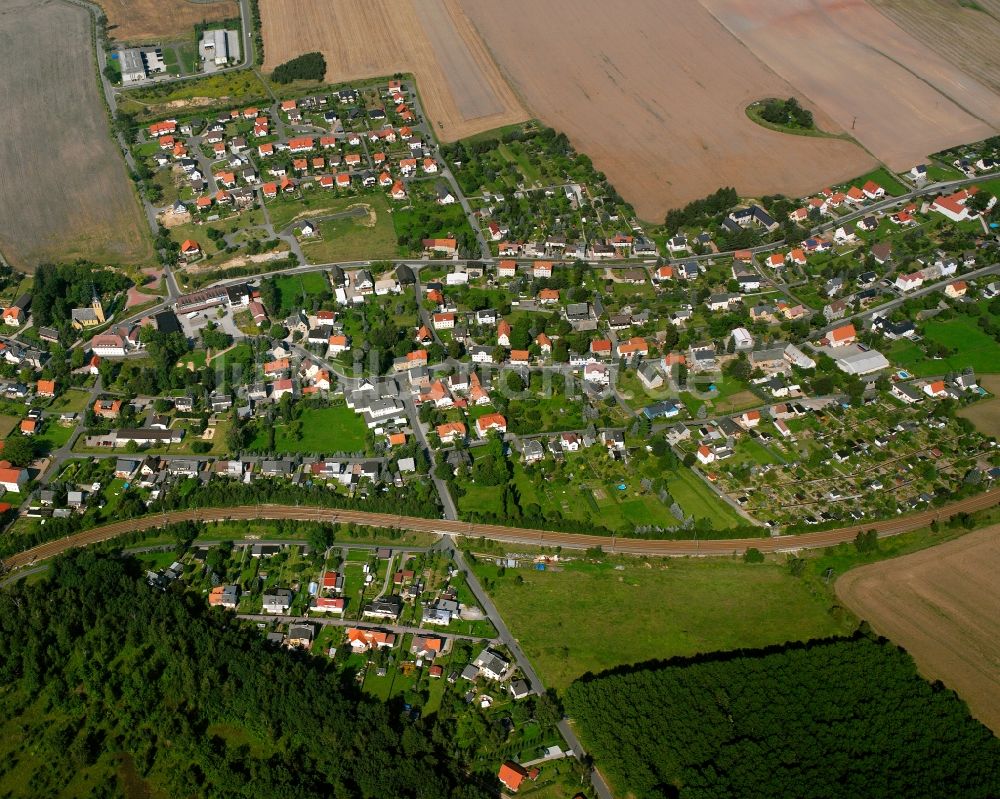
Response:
[0, 0, 153, 271]
[701, 0, 1000, 172]
[260, 0, 527, 141]
[96, 0, 238, 42]
[461, 0, 875, 222]
[871, 0, 1000, 96]
[837, 524, 1000, 733]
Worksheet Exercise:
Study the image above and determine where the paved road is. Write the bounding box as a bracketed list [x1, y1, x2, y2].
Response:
[446, 544, 614, 799]
[236, 613, 493, 642]
[4, 487, 997, 569]
[817, 261, 1000, 337]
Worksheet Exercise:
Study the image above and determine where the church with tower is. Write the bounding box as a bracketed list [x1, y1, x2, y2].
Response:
[70, 287, 106, 330]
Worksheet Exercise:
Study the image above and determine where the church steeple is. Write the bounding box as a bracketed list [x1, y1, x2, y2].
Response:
[91, 285, 105, 325]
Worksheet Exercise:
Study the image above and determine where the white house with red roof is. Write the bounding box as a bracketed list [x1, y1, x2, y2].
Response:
[827, 323, 857, 348]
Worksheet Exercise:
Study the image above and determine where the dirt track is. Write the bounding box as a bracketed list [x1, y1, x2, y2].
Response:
[260, 0, 526, 141]
[4, 487, 998, 571]
[837, 523, 1000, 733]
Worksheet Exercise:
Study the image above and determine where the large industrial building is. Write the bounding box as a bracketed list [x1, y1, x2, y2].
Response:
[201, 28, 240, 67]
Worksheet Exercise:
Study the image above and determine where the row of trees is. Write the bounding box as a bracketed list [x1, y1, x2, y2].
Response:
[565, 634, 1000, 799]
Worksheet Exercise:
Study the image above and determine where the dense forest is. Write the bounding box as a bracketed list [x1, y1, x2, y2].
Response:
[565, 635, 1000, 799]
[0, 550, 499, 799]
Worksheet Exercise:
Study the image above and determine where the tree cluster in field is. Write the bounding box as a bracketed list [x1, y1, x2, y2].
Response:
[271, 52, 327, 84]
[759, 97, 814, 130]
[0, 550, 500, 799]
[564, 635, 1000, 799]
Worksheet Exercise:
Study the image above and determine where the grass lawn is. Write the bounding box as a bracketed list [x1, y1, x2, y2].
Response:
[665, 467, 744, 528]
[273, 271, 330, 316]
[682, 375, 759, 416]
[298, 195, 397, 264]
[252, 405, 369, 455]
[846, 166, 909, 196]
[0, 415, 19, 438]
[472, 557, 853, 690]
[889, 314, 1000, 376]
[33, 422, 74, 454]
[926, 162, 966, 182]
[506, 396, 585, 435]
[457, 482, 505, 517]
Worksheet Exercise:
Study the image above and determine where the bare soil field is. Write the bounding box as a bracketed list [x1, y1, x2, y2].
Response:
[871, 0, 1000, 96]
[0, 0, 153, 272]
[958, 375, 1000, 438]
[701, 0, 1000, 172]
[837, 524, 1000, 733]
[460, 0, 874, 222]
[260, 0, 527, 141]
[96, 0, 238, 43]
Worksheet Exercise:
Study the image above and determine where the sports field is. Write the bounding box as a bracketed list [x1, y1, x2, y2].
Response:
[474, 557, 852, 689]
[837, 523, 1000, 732]
[0, 0, 152, 271]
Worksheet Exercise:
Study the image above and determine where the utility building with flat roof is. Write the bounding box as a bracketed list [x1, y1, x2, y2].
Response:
[119, 48, 146, 84]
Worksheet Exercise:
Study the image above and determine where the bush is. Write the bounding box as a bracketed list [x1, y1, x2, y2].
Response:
[743, 547, 765, 564]
[271, 52, 326, 83]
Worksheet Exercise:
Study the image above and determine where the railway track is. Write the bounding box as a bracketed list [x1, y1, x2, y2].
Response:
[3, 488, 998, 570]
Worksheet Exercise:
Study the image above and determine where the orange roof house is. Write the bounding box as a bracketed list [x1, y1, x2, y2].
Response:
[828, 323, 857, 346]
[475, 413, 507, 437]
[36, 379, 56, 397]
[498, 762, 530, 793]
[93, 398, 122, 418]
[347, 628, 396, 651]
[436, 422, 466, 442]
[617, 336, 648, 357]
[181, 239, 200, 255]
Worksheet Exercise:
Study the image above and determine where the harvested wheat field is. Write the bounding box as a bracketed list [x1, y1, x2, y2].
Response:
[96, 0, 238, 43]
[702, 0, 1000, 172]
[0, 0, 152, 272]
[461, 0, 873, 221]
[260, 0, 526, 141]
[871, 0, 1000, 96]
[837, 525, 1000, 733]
